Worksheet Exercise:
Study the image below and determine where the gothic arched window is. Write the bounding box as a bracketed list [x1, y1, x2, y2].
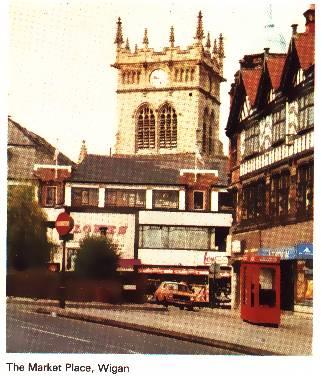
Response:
[159, 104, 177, 148]
[137, 106, 155, 149]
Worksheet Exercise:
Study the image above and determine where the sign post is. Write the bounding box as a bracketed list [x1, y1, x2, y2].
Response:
[55, 211, 74, 309]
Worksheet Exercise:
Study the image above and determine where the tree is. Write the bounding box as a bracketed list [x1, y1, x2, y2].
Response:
[7, 185, 51, 271]
[74, 235, 120, 279]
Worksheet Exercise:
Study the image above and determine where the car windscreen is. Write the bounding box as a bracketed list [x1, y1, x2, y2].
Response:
[177, 284, 190, 292]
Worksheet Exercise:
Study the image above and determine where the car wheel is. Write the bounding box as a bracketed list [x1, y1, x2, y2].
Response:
[179, 306, 184, 310]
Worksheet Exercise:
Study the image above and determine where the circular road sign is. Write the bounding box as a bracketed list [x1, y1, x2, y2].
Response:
[55, 212, 74, 236]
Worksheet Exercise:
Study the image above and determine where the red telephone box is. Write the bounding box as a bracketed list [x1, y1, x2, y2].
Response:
[240, 255, 280, 326]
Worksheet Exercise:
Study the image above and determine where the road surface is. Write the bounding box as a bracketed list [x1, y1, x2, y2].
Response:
[6, 304, 239, 354]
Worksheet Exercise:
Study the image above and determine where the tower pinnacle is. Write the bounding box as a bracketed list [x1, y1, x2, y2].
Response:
[143, 28, 149, 48]
[114, 17, 124, 48]
[125, 38, 130, 51]
[195, 11, 205, 42]
[169, 26, 175, 48]
[206, 32, 211, 49]
[212, 38, 218, 54]
[218, 33, 225, 58]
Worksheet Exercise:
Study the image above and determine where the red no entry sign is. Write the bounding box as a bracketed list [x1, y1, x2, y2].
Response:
[55, 212, 74, 236]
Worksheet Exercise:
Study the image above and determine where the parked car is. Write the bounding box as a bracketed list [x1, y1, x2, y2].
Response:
[153, 281, 196, 310]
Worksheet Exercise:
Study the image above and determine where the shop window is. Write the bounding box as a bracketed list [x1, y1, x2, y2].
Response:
[71, 188, 99, 207]
[168, 226, 209, 249]
[297, 164, 313, 219]
[139, 225, 215, 250]
[298, 92, 314, 132]
[153, 190, 179, 209]
[105, 189, 146, 208]
[295, 260, 313, 306]
[259, 268, 276, 307]
[193, 191, 205, 210]
[272, 108, 286, 145]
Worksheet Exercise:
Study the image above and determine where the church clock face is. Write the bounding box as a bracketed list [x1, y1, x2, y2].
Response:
[150, 69, 168, 87]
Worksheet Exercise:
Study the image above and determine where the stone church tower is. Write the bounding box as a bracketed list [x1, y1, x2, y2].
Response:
[112, 12, 225, 166]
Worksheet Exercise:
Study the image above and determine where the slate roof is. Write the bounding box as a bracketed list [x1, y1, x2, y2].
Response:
[69, 154, 228, 186]
[8, 118, 73, 165]
[69, 154, 182, 185]
[8, 118, 73, 181]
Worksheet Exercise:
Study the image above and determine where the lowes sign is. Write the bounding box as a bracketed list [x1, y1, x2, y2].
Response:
[259, 243, 313, 260]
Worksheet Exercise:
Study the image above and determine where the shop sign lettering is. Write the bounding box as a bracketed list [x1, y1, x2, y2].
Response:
[71, 224, 128, 235]
[203, 251, 216, 265]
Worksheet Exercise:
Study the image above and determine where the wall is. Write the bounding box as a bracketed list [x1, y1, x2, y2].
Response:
[49, 211, 136, 261]
[139, 210, 233, 227]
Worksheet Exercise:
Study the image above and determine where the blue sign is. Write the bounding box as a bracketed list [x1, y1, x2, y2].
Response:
[296, 243, 313, 259]
[259, 247, 296, 260]
[258, 244, 313, 260]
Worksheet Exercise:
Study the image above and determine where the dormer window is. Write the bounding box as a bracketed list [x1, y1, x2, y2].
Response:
[294, 68, 305, 86]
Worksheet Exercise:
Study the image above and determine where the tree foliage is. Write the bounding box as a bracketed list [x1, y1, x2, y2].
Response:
[7, 185, 52, 271]
[74, 235, 120, 279]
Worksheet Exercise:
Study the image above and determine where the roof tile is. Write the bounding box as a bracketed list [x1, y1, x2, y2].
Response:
[266, 55, 287, 89]
[241, 68, 262, 106]
[294, 32, 314, 71]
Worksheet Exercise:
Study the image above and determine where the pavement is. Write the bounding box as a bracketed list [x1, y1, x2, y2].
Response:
[7, 297, 313, 356]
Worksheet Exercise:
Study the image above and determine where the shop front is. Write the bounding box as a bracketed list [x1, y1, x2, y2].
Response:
[50, 211, 137, 272]
[258, 243, 313, 312]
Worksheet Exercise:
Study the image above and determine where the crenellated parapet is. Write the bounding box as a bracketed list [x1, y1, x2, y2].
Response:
[112, 12, 225, 80]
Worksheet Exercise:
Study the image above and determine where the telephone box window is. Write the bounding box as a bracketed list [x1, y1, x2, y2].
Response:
[259, 268, 276, 307]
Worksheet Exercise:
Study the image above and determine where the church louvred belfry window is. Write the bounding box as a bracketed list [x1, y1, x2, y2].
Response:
[137, 105, 156, 149]
[159, 104, 177, 148]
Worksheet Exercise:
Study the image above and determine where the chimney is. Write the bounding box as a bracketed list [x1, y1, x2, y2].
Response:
[291, 23, 298, 36]
[303, 4, 315, 33]
[78, 140, 88, 164]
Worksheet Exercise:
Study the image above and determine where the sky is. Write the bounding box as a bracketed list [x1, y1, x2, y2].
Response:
[8, 0, 312, 162]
